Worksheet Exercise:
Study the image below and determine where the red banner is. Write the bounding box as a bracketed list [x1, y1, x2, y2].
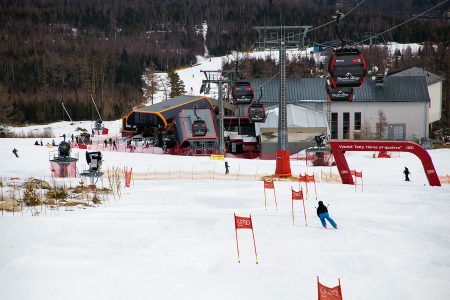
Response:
[298, 175, 307, 182]
[235, 215, 253, 230]
[329, 140, 441, 186]
[318, 277, 343, 300]
[354, 171, 362, 178]
[292, 188, 304, 201]
[306, 174, 315, 182]
[264, 178, 274, 189]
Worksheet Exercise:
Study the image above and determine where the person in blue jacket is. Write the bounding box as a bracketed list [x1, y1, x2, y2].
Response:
[317, 201, 337, 229]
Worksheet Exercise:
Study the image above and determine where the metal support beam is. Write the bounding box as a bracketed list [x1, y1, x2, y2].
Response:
[278, 31, 287, 150]
[200, 70, 231, 155]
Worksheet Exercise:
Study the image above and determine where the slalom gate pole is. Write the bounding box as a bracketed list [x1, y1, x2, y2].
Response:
[292, 197, 295, 225]
[251, 227, 259, 264]
[273, 187, 278, 210]
[234, 214, 241, 263]
[305, 181, 308, 200]
[264, 187, 267, 210]
[313, 177, 317, 200]
[235, 228, 241, 263]
[302, 199, 307, 226]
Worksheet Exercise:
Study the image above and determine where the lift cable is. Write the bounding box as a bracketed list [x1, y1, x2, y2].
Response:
[354, 0, 449, 45]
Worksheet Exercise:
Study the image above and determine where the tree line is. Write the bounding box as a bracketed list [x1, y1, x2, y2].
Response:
[0, 0, 448, 125]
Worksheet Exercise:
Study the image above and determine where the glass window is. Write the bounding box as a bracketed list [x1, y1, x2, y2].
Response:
[354, 112, 361, 131]
[343, 112, 350, 139]
[331, 113, 338, 139]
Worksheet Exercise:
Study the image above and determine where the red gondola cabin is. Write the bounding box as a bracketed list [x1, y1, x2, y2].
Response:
[328, 48, 367, 88]
[232, 81, 254, 104]
[326, 84, 354, 102]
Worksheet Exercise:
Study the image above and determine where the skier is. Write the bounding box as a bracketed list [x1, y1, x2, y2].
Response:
[12, 148, 19, 158]
[104, 139, 108, 148]
[34, 140, 39, 146]
[52, 139, 56, 146]
[112, 140, 117, 150]
[225, 161, 230, 174]
[403, 167, 411, 181]
[40, 139, 43, 146]
[316, 201, 337, 229]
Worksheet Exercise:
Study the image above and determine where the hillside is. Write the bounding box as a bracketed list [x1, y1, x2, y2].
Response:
[0, 0, 449, 125]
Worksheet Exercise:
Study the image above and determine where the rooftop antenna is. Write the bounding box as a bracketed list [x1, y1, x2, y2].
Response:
[61, 102, 74, 124]
[90, 94, 103, 122]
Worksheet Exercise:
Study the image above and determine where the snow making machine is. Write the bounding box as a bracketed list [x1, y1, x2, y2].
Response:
[49, 141, 79, 178]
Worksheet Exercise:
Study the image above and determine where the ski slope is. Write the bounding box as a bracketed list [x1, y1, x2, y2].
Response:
[0, 135, 449, 300]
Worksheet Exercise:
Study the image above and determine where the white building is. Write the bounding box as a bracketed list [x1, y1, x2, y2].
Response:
[248, 72, 442, 146]
[390, 67, 445, 125]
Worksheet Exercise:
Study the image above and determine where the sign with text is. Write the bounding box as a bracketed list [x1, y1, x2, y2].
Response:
[233, 214, 258, 264]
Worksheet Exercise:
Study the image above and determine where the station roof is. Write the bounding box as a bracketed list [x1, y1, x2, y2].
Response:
[389, 67, 444, 86]
[247, 75, 430, 103]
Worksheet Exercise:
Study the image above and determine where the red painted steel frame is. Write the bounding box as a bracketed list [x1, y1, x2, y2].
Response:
[329, 140, 441, 187]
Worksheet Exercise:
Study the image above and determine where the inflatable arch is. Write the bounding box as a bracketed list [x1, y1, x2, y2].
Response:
[329, 140, 441, 187]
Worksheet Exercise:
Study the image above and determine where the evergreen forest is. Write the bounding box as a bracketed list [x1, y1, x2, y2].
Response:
[0, 0, 448, 124]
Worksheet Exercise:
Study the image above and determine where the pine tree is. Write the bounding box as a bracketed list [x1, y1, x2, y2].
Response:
[168, 69, 186, 98]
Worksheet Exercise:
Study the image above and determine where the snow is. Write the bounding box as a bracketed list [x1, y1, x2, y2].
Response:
[384, 42, 423, 55]
[1, 44, 449, 299]
[7, 120, 123, 139]
[0, 131, 450, 300]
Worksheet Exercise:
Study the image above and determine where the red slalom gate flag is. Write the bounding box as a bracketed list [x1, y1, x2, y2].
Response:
[234, 215, 253, 229]
[351, 170, 363, 192]
[263, 178, 278, 210]
[317, 277, 343, 300]
[234, 214, 259, 264]
[124, 167, 133, 187]
[306, 173, 317, 200]
[291, 187, 307, 226]
[264, 178, 274, 189]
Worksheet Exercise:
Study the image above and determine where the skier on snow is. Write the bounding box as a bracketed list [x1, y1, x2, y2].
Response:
[403, 167, 411, 181]
[317, 201, 337, 229]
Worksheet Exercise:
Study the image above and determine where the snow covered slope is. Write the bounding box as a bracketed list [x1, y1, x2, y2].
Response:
[0, 135, 449, 300]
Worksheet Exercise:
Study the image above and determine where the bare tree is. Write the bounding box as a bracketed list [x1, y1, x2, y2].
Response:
[376, 110, 388, 140]
[361, 118, 373, 140]
[142, 68, 159, 105]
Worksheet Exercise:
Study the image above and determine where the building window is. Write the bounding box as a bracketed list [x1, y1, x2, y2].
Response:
[343, 112, 350, 139]
[377, 123, 406, 140]
[331, 113, 338, 139]
[354, 112, 361, 131]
